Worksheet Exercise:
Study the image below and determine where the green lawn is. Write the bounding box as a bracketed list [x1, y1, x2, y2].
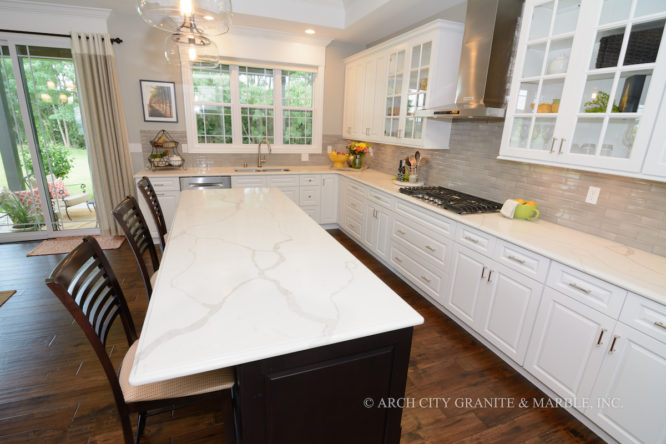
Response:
[0, 146, 93, 199]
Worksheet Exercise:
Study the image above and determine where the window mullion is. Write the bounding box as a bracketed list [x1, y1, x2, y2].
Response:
[274, 69, 283, 146]
[230, 65, 242, 145]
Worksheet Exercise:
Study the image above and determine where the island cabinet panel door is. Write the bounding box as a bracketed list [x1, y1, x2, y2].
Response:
[235, 327, 414, 444]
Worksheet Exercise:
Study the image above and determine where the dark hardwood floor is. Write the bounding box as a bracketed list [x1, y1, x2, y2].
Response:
[0, 230, 603, 443]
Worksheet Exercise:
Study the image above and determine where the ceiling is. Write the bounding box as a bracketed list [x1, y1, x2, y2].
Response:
[27, 0, 467, 45]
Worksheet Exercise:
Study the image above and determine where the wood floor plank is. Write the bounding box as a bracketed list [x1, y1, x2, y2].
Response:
[0, 233, 603, 443]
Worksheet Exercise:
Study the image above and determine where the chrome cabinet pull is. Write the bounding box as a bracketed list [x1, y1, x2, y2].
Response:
[568, 282, 592, 294]
[464, 236, 479, 244]
[481, 266, 486, 279]
[558, 138, 565, 154]
[596, 328, 607, 346]
[550, 138, 557, 153]
[394, 256, 402, 263]
[420, 275, 431, 283]
[609, 336, 619, 353]
[655, 321, 666, 330]
[487, 270, 493, 282]
[507, 255, 526, 264]
[397, 229, 406, 235]
[425, 245, 435, 252]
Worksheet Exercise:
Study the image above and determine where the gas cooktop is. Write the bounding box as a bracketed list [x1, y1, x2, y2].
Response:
[399, 186, 502, 214]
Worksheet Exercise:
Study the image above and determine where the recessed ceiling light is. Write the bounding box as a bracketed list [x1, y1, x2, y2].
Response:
[203, 15, 214, 20]
[305, 29, 316, 35]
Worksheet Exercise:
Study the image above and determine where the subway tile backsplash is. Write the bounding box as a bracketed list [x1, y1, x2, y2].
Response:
[366, 121, 666, 257]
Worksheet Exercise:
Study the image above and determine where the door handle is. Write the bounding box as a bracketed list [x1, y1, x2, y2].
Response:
[507, 255, 525, 264]
[596, 328, 607, 346]
[655, 321, 666, 330]
[480, 266, 486, 279]
[425, 245, 435, 252]
[487, 270, 493, 283]
[420, 275, 431, 283]
[609, 335, 619, 353]
[558, 138, 565, 154]
[568, 282, 592, 294]
[550, 138, 557, 153]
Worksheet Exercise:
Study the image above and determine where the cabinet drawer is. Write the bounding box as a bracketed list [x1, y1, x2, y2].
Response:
[278, 187, 299, 204]
[342, 213, 363, 239]
[345, 180, 367, 197]
[232, 176, 267, 188]
[299, 175, 322, 186]
[393, 220, 449, 265]
[147, 176, 180, 191]
[300, 187, 321, 205]
[395, 200, 454, 239]
[456, 224, 496, 255]
[267, 175, 299, 187]
[345, 194, 364, 215]
[620, 293, 666, 344]
[390, 243, 442, 299]
[547, 262, 627, 318]
[494, 240, 550, 282]
[300, 205, 321, 223]
[366, 190, 394, 210]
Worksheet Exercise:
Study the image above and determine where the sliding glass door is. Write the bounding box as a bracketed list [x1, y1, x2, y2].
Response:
[0, 36, 98, 241]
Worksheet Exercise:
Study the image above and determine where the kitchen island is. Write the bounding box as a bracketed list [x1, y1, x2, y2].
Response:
[129, 187, 424, 443]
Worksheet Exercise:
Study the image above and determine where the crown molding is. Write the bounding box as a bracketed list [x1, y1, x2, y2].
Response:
[0, 0, 110, 19]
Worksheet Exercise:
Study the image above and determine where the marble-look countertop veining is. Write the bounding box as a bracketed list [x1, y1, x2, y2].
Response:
[129, 188, 424, 386]
[136, 166, 666, 306]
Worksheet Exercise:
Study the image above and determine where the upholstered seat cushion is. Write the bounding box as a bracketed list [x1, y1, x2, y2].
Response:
[150, 272, 157, 288]
[119, 340, 235, 402]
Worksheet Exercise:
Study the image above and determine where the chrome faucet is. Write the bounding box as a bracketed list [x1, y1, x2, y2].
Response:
[257, 138, 272, 168]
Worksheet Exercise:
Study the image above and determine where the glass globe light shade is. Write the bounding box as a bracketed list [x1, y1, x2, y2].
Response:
[137, 0, 232, 36]
[164, 32, 220, 68]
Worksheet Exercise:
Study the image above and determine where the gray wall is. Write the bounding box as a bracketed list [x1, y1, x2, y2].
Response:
[366, 122, 666, 257]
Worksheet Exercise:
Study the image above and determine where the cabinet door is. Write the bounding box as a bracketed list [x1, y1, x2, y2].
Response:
[403, 40, 432, 143]
[342, 64, 353, 138]
[382, 46, 407, 142]
[375, 206, 392, 260]
[361, 58, 378, 138]
[320, 175, 338, 224]
[525, 287, 616, 403]
[363, 203, 378, 251]
[501, 0, 582, 161]
[155, 191, 180, 232]
[476, 263, 543, 365]
[587, 323, 666, 444]
[642, 88, 666, 178]
[558, 1, 666, 172]
[446, 245, 487, 328]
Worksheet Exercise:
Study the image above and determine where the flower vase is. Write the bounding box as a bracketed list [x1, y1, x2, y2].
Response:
[350, 154, 363, 169]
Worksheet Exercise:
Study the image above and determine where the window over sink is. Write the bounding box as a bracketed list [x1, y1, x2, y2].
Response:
[184, 60, 321, 154]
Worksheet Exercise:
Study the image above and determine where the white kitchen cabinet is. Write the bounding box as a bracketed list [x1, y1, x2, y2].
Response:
[446, 245, 488, 327]
[524, 287, 616, 404]
[642, 87, 666, 178]
[447, 243, 543, 365]
[586, 323, 666, 444]
[320, 174, 338, 224]
[476, 262, 544, 365]
[343, 19, 463, 149]
[231, 175, 267, 188]
[500, 0, 666, 179]
[363, 201, 392, 261]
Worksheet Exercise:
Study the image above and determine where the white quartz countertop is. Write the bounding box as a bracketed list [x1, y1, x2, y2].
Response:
[129, 188, 424, 385]
[136, 166, 666, 305]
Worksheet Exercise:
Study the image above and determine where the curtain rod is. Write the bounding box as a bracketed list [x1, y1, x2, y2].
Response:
[0, 29, 123, 44]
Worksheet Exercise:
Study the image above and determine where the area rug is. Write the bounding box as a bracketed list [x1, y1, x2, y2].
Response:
[0, 290, 16, 308]
[27, 236, 125, 257]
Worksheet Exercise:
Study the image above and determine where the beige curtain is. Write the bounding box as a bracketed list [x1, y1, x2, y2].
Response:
[71, 32, 134, 236]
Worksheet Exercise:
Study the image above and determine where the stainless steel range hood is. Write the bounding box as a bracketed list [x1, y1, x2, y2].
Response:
[417, 0, 523, 120]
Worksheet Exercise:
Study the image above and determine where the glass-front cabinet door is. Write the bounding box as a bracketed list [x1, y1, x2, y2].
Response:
[500, 0, 666, 176]
[502, 0, 581, 160]
[560, 0, 666, 171]
[383, 46, 406, 140]
[403, 41, 432, 142]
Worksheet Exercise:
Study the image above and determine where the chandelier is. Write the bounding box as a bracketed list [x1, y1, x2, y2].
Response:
[137, 0, 232, 65]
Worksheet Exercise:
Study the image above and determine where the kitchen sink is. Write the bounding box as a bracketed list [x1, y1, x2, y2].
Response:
[234, 167, 291, 172]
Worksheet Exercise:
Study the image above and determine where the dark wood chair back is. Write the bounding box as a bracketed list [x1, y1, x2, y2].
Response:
[112, 196, 159, 298]
[46, 236, 137, 424]
[137, 177, 167, 251]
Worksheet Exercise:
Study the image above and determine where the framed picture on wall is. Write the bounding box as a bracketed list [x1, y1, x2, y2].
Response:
[140, 80, 178, 123]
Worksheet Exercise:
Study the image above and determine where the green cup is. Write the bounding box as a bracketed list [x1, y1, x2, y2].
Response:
[514, 204, 540, 221]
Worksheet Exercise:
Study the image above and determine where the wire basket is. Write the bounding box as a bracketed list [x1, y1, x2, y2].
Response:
[148, 130, 184, 169]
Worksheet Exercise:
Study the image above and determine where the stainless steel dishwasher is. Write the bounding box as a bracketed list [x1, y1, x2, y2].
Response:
[179, 176, 231, 190]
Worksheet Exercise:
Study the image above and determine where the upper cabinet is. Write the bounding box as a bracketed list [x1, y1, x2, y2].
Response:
[343, 20, 464, 149]
[500, 0, 666, 181]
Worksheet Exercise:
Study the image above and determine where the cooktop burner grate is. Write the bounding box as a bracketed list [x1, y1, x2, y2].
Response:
[399, 186, 502, 214]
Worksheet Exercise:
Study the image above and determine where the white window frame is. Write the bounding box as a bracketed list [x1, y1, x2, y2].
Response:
[182, 59, 324, 154]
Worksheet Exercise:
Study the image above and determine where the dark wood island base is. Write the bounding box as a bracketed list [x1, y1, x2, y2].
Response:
[236, 327, 415, 444]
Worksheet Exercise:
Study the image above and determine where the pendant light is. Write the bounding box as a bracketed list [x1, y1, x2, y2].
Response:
[137, 0, 233, 36]
[164, 31, 219, 68]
